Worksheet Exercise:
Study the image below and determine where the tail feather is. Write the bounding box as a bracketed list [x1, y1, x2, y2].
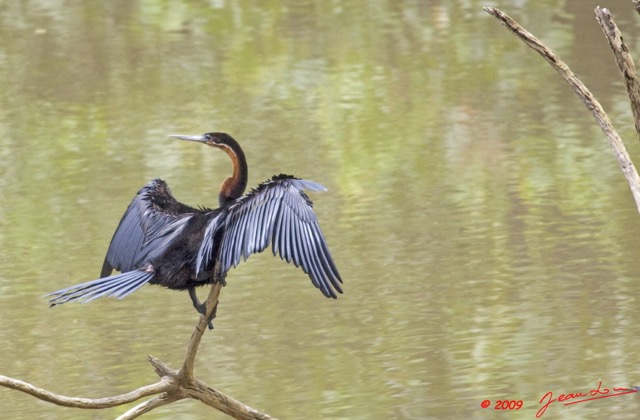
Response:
[46, 270, 154, 306]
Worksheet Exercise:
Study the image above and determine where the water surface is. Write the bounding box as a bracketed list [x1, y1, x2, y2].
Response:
[2, 1, 640, 419]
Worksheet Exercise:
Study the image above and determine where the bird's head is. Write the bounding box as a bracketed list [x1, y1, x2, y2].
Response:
[168, 132, 236, 150]
[168, 132, 247, 201]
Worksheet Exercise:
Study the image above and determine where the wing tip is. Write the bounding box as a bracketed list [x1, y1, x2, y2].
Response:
[293, 179, 328, 192]
[45, 270, 153, 306]
[319, 280, 343, 299]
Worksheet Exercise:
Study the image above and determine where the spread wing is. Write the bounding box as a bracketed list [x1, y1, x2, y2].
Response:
[201, 175, 343, 298]
[101, 178, 198, 276]
[47, 179, 203, 306]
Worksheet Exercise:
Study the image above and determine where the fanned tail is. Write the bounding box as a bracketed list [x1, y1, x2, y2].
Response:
[46, 270, 154, 306]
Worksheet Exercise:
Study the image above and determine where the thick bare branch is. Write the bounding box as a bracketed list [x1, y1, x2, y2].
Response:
[595, 6, 640, 139]
[186, 378, 275, 419]
[484, 7, 640, 214]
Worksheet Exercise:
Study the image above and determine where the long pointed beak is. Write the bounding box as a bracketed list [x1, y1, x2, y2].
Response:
[168, 134, 207, 143]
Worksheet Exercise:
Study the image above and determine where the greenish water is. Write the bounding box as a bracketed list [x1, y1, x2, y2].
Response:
[3, 1, 640, 418]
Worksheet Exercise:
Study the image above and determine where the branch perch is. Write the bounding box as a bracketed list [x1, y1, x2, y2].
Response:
[484, 6, 640, 214]
[0, 282, 276, 419]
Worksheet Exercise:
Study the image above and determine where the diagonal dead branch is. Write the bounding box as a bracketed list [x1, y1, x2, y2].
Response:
[484, 6, 640, 214]
[594, 6, 640, 140]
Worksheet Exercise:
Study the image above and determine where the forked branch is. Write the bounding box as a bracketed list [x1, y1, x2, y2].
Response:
[0, 282, 275, 419]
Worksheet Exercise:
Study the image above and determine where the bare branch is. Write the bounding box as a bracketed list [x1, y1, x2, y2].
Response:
[116, 393, 185, 420]
[0, 374, 173, 409]
[180, 282, 223, 383]
[484, 7, 640, 214]
[595, 6, 640, 139]
[149, 317, 278, 419]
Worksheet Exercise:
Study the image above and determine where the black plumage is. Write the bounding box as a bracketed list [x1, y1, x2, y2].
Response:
[47, 132, 342, 327]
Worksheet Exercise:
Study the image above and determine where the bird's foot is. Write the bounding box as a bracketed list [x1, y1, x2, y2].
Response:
[206, 302, 218, 330]
[199, 303, 215, 330]
[188, 287, 217, 330]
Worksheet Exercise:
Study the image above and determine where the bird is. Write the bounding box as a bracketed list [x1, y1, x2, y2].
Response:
[46, 132, 343, 328]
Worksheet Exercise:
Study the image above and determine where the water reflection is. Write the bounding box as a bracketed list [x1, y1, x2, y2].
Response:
[3, 0, 640, 419]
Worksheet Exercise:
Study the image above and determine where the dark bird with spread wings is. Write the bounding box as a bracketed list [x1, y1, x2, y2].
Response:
[47, 132, 343, 328]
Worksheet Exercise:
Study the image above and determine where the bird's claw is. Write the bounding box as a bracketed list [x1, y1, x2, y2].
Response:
[193, 301, 217, 330]
[188, 287, 218, 330]
[194, 302, 215, 329]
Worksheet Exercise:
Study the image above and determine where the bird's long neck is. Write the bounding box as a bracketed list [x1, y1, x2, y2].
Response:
[218, 142, 248, 206]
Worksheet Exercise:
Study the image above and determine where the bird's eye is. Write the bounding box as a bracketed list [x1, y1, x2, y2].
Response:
[203, 133, 213, 141]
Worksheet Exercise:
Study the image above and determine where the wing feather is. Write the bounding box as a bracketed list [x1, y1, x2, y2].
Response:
[48, 179, 219, 306]
[102, 179, 197, 275]
[217, 175, 342, 298]
[195, 213, 224, 276]
[46, 270, 154, 305]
